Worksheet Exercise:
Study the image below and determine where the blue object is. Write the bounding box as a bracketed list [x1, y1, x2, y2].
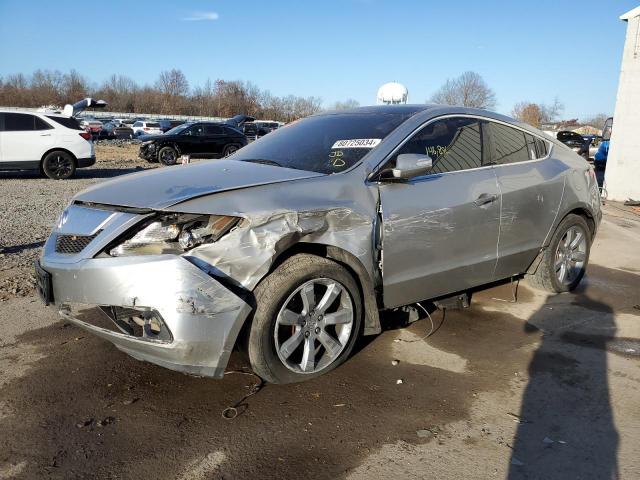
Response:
[594, 140, 609, 167]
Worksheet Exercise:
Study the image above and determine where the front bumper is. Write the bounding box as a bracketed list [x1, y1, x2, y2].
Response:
[138, 143, 157, 161]
[40, 220, 252, 378]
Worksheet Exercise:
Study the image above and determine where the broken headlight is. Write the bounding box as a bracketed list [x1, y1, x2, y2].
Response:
[109, 214, 239, 257]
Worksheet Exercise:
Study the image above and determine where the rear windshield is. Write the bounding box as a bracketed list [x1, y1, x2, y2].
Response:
[147, 122, 160, 128]
[232, 113, 413, 174]
[46, 115, 82, 130]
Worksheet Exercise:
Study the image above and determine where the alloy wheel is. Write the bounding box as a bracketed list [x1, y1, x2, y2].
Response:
[274, 278, 354, 374]
[554, 225, 588, 285]
[49, 155, 73, 179]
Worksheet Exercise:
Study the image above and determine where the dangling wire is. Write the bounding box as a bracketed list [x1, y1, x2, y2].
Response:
[221, 369, 265, 420]
[394, 302, 446, 343]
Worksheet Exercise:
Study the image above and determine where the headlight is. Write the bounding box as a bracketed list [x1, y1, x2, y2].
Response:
[142, 140, 154, 146]
[109, 214, 239, 257]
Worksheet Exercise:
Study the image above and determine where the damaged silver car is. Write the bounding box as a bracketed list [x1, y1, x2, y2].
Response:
[37, 105, 602, 384]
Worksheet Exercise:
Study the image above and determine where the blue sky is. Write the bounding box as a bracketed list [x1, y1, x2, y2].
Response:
[0, 0, 636, 119]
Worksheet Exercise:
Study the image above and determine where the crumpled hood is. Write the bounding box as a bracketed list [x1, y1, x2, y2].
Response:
[73, 159, 324, 209]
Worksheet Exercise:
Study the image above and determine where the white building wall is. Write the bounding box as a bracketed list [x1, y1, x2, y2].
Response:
[604, 8, 640, 201]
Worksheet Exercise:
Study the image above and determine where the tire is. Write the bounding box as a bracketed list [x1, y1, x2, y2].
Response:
[247, 254, 362, 384]
[222, 144, 239, 157]
[528, 214, 591, 293]
[42, 150, 76, 180]
[158, 146, 178, 166]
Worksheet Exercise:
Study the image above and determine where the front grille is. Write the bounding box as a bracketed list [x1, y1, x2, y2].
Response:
[55, 232, 99, 254]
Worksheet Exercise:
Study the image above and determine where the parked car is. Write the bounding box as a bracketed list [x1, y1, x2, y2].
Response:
[256, 121, 280, 137]
[594, 117, 613, 169]
[158, 119, 185, 133]
[0, 110, 95, 179]
[132, 121, 163, 137]
[98, 121, 134, 139]
[78, 119, 103, 135]
[556, 130, 590, 160]
[138, 122, 248, 165]
[37, 105, 601, 383]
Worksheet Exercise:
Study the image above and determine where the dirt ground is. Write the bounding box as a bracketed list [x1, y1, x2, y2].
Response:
[0, 149, 639, 479]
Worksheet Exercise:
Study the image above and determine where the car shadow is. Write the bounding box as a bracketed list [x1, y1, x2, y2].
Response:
[507, 290, 619, 478]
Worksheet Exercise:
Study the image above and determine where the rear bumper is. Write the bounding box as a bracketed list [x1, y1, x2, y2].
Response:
[77, 156, 96, 168]
[39, 254, 252, 378]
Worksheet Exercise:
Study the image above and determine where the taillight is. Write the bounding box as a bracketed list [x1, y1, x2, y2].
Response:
[79, 132, 91, 140]
[144, 127, 150, 131]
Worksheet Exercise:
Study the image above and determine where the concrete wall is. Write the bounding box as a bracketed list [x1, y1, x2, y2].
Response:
[604, 9, 640, 202]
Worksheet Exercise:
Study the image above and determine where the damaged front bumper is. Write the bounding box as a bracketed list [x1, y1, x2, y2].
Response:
[40, 252, 252, 379]
[138, 142, 157, 161]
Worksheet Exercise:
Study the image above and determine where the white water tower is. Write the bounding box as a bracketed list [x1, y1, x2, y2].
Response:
[376, 82, 408, 105]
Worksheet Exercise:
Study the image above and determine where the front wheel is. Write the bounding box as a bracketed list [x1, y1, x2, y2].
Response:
[158, 146, 178, 166]
[528, 214, 591, 293]
[247, 254, 362, 384]
[42, 151, 76, 180]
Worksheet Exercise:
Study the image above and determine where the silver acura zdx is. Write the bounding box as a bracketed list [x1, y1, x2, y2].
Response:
[37, 105, 602, 384]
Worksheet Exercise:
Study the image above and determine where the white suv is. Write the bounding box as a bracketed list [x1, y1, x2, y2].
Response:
[0, 110, 95, 179]
[132, 121, 162, 137]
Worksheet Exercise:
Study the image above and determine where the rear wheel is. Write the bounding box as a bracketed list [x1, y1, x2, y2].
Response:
[247, 254, 362, 384]
[223, 144, 239, 157]
[42, 151, 76, 180]
[528, 214, 591, 293]
[158, 146, 178, 166]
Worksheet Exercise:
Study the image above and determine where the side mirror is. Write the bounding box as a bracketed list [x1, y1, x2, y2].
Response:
[392, 153, 433, 179]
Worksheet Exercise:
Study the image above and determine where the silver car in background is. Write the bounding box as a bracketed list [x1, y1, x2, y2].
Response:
[37, 105, 602, 384]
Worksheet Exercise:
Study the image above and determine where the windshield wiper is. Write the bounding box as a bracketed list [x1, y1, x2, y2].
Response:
[241, 159, 284, 167]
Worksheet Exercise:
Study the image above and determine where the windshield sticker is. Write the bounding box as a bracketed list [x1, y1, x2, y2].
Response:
[331, 138, 381, 149]
[328, 150, 346, 168]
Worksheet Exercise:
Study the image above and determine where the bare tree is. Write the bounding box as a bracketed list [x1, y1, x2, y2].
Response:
[512, 98, 564, 128]
[332, 99, 360, 110]
[582, 113, 609, 129]
[0, 68, 325, 122]
[512, 102, 544, 128]
[430, 71, 496, 109]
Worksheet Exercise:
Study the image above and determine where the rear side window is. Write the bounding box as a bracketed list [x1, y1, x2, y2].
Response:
[133, 122, 142, 127]
[391, 117, 485, 174]
[534, 138, 548, 158]
[205, 125, 223, 135]
[488, 122, 530, 165]
[3, 112, 40, 131]
[46, 115, 81, 130]
[146, 122, 160, 128]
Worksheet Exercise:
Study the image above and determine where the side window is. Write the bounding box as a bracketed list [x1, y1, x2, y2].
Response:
[34, 117, 53, 130]
[390, 117, 485, 174]
[205, 125, 223, 135]
[534, 137, 548, 158]
[185, 125, 204, 136]
[4, 112, 37, 132]
[133, 122, 142, 127]
[489, 122, 529, 165]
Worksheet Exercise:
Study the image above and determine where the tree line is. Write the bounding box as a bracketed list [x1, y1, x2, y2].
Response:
[0, 68, 608, 128]
[0, 68, 323, 122]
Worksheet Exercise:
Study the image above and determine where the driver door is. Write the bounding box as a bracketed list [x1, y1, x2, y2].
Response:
[378, 117, 501, 308]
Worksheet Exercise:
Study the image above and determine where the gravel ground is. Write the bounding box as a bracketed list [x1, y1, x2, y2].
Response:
[0, 142, 153, 301]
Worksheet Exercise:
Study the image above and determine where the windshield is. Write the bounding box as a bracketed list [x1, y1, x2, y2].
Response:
[232, 113, 412, 174]
[165, 124, 190, 135]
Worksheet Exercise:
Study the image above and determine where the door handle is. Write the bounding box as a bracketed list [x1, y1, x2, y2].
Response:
[474, 193, 498, 206]
[40, 133, 51, 136]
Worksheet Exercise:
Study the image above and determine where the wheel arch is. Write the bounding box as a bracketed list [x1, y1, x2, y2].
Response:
[267, 242, 382, 336]
[40, 147, 78, 167]
[527, 205, 597, 275]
